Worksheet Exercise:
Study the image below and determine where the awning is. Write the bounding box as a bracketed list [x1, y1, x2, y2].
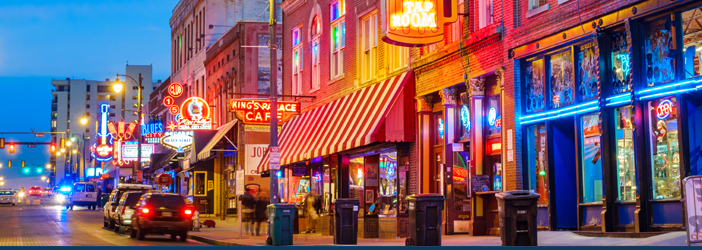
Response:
[152, 149, 178, 171]
[197, 120, 238, 161]
[258, 71, 414, 172]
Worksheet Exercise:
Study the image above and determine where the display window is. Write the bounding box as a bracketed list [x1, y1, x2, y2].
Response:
[682, 8, 702, 78]
[642, 16, 676, 87]
[435, 111, 444, 145]
[615, 105, 637, 201]
[580, 113, 603, 203]
[452, 152, 470, 212]
[193, 171, 207, 196]
[525, 58, 546, 113]
[648, 97, 681, 200]
[526, 124, 549, 205]
[611, 29, 632, 95]
[378, 152, 397, 216]
[549, 49, 575, 108]
[350, 156, 365, 215]
[578, 41, 599, 101]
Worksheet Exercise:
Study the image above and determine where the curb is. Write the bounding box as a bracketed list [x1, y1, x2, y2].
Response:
[187, 233, 338, 246]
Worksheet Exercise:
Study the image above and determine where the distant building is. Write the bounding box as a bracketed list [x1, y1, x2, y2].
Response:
[50, 65, 161, 187]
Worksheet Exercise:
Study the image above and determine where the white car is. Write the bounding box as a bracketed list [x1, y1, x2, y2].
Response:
[0, 190, 16, 205]
[104, 183, 152, 229]
[113, 191, 147, 234]
[67, 182, 98, 210]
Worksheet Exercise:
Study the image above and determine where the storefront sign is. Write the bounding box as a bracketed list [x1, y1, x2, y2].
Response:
[245, 144, 268, 175]
[244, 124, 282, 133]
[168, 82, 184, 98]
[92, 104, 114, 162]
[486, 139, 501, 155]
[179, 97, 212, 130]
[657, 99, 674, 120]
[169, 105, 179, 115]
[488, 107, 501, 128]
[161, 131, 194, 153]
[156, 173, 173, 185]
[163, 96, 175, 107]
[121, 143, 154, 162]
[383, 0, 458, 47]
[229, 99, 301, 124]
[142, 118, 164, 143]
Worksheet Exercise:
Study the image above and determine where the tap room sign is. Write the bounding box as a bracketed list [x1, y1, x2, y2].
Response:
[382, 0, 458, 47]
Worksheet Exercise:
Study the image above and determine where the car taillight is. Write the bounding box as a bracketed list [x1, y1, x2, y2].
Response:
[184, 209, 192, 215]
[121, 207, 127, 215]
[141, 208, 150, 214]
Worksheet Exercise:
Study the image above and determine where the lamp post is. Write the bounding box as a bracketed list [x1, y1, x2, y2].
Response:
[114, 73, 143, 181]
[268, 0, 279, 205]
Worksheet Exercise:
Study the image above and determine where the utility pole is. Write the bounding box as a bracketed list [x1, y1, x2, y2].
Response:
[136, 73, 143, 182]
[269, 0, 278, 205]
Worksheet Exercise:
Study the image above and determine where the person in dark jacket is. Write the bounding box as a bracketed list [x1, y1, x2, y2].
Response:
[254, 192, 270, 236]
[241, 188, 256, 235]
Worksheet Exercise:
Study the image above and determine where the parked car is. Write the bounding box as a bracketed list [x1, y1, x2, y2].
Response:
[130, 193, 195, 241]
[28, 186, 43, 197]
[41, 188, 53, 198]
[0, 189, 16, 205]
[104, 183, 152, 229]
[113, 191, 147, 234]
[66, 182, 98, 210]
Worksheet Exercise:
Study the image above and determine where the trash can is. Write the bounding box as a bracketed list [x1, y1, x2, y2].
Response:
[495, 190, 540, 246]
[405, 194, 445, 246]
[333, 198, 359, 244]
[267, 203, 296, 246]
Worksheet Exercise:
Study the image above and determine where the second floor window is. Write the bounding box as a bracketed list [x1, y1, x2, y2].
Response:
[448, 0, 465, 44]
[330, 0, 346, 79]
[292, 27, 303, 95]
[528, 0, 548, 11]
[479, 0, 493, 28]
[311, 16, 321, 91]
[361, 12, 378, 82]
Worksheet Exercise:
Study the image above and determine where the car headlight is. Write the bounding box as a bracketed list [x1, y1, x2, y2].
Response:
[18, 192, 25, 198]
[55, 194, 65, 202]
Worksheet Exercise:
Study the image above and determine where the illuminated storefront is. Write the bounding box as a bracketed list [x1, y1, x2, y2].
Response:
[512, 1, 702, 232]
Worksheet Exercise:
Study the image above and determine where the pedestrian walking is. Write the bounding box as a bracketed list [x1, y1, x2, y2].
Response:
[241, 188, 256, 235]
[304, 193, 319, 233]
[254, 192, 270, 236]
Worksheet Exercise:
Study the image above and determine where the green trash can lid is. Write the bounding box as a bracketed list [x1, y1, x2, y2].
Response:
[495, 190, 540, 200]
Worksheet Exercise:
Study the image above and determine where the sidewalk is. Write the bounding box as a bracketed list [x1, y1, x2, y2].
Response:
[188, 217, 693, 246]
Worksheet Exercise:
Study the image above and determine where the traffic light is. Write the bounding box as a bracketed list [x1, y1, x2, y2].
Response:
[7, 161, 11, 168]
[0, 138, 4, 149]
[21, 160, 25, 168]
[50, 143, 56, 153]
[60, 138, 65, 148]
[9, 144, 14, 154]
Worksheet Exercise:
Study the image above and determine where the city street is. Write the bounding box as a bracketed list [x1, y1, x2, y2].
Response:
[0, 204, 207, 246]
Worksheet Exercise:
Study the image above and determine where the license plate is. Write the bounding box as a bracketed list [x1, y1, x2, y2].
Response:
[86, 194, 92, 198]
[162, 212, 172, 217]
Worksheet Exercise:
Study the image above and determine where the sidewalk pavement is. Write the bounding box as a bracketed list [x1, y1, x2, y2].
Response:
[188, 217, 694, 246]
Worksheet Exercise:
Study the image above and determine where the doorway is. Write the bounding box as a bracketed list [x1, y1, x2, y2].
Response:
[549, 117, 578, 230]
[431, 147, 443, 194]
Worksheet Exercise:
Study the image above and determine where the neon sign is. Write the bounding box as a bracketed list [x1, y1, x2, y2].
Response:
[383, 0, 458, 47]
[168, 82, 184, 98]
[178, 97, 212, 130]
[486, 139, 502, 155]
[169, 105, 179, 115]
[453, 167, 468, 182]
[656, 99, 673, 120]
[161, 131, 194, 153]
[142, 116, 164, 143]
[91, 104, 114, 162]
[488, 107, 497, 126]
[438, 118, 444, 139]
[460, 105, 470, 130]
[121, 142, 154, 162]
[616, 53, 630, 77]
[229, 99, 301, 124]
[163, 96, 175, 106]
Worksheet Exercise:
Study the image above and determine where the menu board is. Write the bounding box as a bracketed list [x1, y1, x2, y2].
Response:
[471, 175, 491, 193]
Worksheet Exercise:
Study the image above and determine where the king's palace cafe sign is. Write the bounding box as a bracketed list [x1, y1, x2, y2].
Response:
[382, 0, 458, 47]
[229, 99, 301, 125]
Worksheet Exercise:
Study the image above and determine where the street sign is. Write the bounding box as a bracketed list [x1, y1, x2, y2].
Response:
[34, 133, 45, 137]
[235, 170, 245, 195]
[27, 144, 36, 148]
[270, 164, 280, 170]
[270, 146, 280, 164]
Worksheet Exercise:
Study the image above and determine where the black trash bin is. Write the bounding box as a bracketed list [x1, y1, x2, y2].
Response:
[333, 198, 359, 244]
[495, 190, 540, 246]
[405, 194, 445, 246]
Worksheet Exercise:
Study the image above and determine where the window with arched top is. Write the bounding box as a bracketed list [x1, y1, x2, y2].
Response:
[311, 15, 321, 91]
[311, 16, 320, 38]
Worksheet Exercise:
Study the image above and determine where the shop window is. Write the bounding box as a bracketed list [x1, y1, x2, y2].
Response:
[478, 0, 493, 29]
[648, 97, 681, 200]
[615, 105, 637, 201]
[487, 95, 501, 135]
[578, 41, 598, 101]
[379, 152, 398, 215]
[349, 156, 364, 215]
[525, 58, 545, 113]
[643, 16, 676, 86]
[610, 31, 632, 94]
[550, 49, 575, 108]
[682, 8, 702, 78]
[452, 152, 470, 212]
[330, 0, 345, 79]
[361, 12, 378, 83]
[526, 124, 549, 206]
[580, 113, 603, 203]
[194, 171, 207, 196]
[435, 112, 444, 145]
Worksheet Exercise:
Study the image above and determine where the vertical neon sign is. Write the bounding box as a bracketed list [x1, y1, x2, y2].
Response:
[92, 104, 114, 162]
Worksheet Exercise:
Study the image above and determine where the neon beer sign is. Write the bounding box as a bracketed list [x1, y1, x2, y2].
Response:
[383, 0, 458, 47]
[229, 99, 301, 124]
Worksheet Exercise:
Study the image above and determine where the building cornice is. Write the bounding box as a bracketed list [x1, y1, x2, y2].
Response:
[281, 0, 307, 15]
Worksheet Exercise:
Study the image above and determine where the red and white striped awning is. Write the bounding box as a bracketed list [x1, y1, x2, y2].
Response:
[258, 71, 414, 172]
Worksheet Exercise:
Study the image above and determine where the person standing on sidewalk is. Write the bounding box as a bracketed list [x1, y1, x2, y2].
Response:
[304, 193, 319, 234]
[254, 192, 269, 236]
[242, 188, 256, 235]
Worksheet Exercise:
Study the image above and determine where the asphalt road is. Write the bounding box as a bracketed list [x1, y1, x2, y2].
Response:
[0, 203, 209, 246]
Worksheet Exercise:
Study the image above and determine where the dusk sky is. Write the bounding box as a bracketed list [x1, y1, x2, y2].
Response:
[0, 0, 175, 189]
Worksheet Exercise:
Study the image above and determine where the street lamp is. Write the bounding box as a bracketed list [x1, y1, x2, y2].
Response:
[72, 149, 77, 154]
[56, 152, 61, 156]
[60, 148, 65, 153]
[80, 117, 88, 125]
[46, 164, 51, 169]
[41, 176, 46, 181]
[114, 73, 144, 181]
[66, 141, 72, 147]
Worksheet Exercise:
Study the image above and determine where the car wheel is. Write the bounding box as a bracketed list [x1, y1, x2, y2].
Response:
[179, 231, 188, 242]
[108, 219, 115, 229]
[119, 225, 126, 234]
[104, 217, 109, 228]
[130, 227, 137, 238]
[136, 226, 146, 240]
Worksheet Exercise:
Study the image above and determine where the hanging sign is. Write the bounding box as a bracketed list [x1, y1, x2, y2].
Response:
[179, 97, 212, 130]
[229, 99, 301, 125]
[142, 117, 164, 144]
[382, 0, 458, 47]
[121, 142, 154, 162]
[161, 131, 194, 153]
[163, 96, 175, 107]
[168, 82, 184, 98]
[92, 104, 114, 162]
[156, 173, 173, 185]
[108, 120, 139, 166]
